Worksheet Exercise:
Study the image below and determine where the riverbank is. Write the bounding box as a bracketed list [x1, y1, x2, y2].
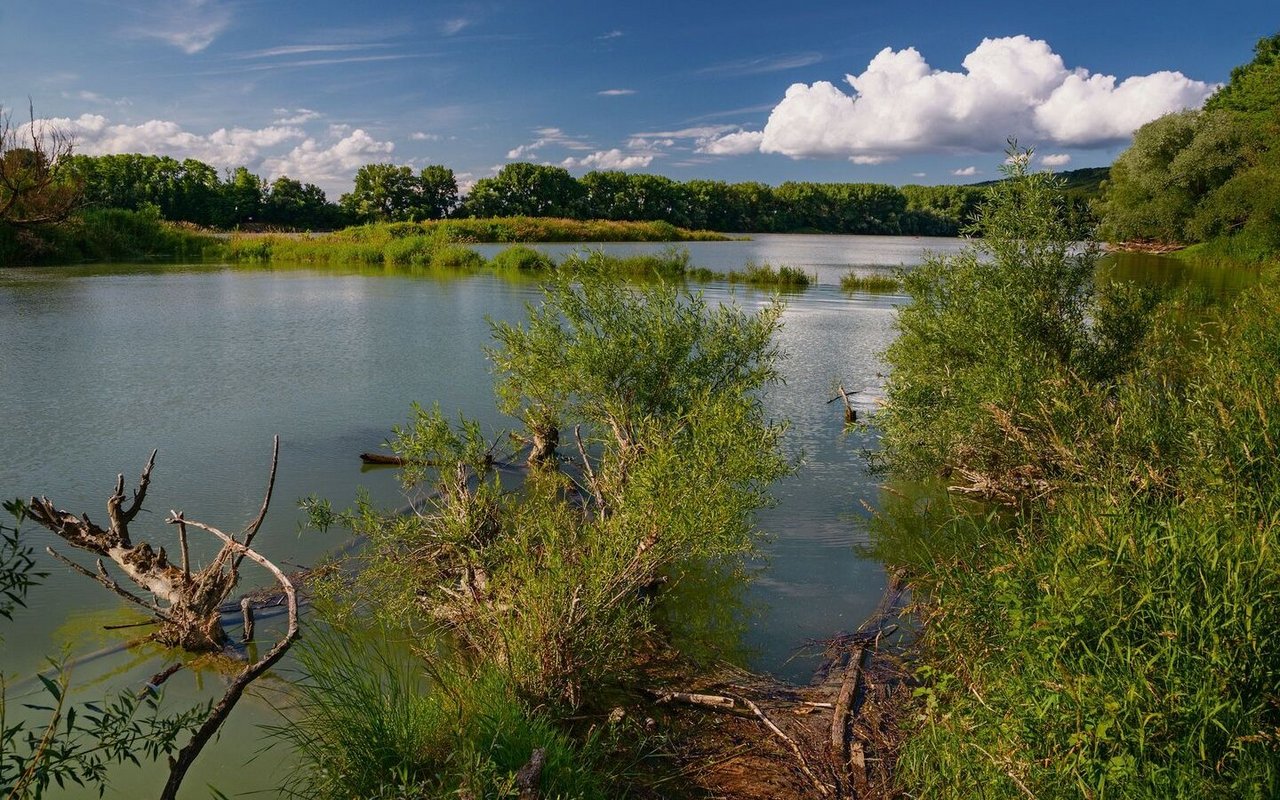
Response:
[872, 150, 1280, 798]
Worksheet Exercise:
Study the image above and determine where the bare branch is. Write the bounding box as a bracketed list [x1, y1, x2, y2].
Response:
[159, 517, 299, 800]
[44, 547, 172, 620]
[234, 435, 278, 569]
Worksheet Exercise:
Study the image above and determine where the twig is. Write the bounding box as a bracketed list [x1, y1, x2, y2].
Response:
[729, 693, 831, 797]
[650, 689, 739, 710]
[44, 547, 172, 620]
[232, 435, 279, 572]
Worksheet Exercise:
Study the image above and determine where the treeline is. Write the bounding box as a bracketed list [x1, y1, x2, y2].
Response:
[65, 155, 349, 230]
[60, 153, 994, 236]
[1099, 32, 1280, 259]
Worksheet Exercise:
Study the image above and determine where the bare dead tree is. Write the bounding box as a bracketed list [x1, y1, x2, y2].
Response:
[27, 438, 281, 651]
[0, 100, 81, 227]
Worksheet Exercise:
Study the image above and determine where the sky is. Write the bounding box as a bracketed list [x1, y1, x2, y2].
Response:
[1, 1, 1274, 198]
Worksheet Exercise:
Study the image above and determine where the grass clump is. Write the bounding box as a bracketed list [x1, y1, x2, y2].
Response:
[725, 262, 812, 288]
[434, 216, 727, 243]
[873, 141, 1280, 798]
[558, 245, 692, 280]
[839, 270, 900, 293]
[1, 207, 219, 265]
[489, 244, 555, 271]
[275, 625, 621, 799]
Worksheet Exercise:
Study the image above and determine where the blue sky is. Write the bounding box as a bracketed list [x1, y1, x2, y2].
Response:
[1, 1, 1274, 197]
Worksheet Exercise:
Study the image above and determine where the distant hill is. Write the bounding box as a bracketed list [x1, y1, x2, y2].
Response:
[970, 166, 1109, 195]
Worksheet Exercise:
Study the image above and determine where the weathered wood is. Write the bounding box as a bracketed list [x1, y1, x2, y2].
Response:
[158, 523, 299, 800]
[359, 452, 408, 465]
[240, 597, 255, 642]
[28, 438, 281, 652]
[652, 690, 739, 710]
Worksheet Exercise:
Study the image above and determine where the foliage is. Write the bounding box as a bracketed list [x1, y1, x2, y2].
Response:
[339, 163, 458, 224]
[877, 271, 1280, 798]
[462, 163, 585, 219]
[878, 143, 1152, 492]
[1100, 32, 1280, 258]
[311, 277, 789, 707]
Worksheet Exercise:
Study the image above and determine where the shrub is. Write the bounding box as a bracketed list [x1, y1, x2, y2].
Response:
[489, 245, 555, 271]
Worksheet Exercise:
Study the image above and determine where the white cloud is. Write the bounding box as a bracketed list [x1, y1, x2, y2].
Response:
[507, 127, 593, 159]
[912, 172, 927, 178]
[273, 108, 321, 125]
[30, 114, 303, 168]
[701, 36, 1215, 162]
[598, 89, 636, 96]
[1040, 153, 1072, 167]
[440, 18, 470, 36]
[129, 0, 232, 54]
[561, 149, 654, 171]
[261, 129, 395, 182]
[698, 52, 824, 77]
[951, 166, 979, 176]
[240, 43, 385, 59]
[410, 131, 440, 141]
[698, 130, 764, 155]
[598, 30, 624, 40]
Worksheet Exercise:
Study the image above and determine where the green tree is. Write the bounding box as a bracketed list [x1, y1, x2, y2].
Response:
[417, 164, 458, 220]
[879, 143, 1150, 490]
[461, 163, 583, 218]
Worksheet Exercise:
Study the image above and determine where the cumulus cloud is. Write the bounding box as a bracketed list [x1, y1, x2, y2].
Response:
[699, 36, 1215, 162]
[129, 0, 232, 54]
[598, 88, 636, 96]
[698, 130, 764, 155]
[274, 108, 321, 125]
[951, 166, 979, 176]
[29, 114, 303, 167]
[261, 129, 395, 181]
[561, 149, 654, 171]
[1040, 153, 1072, 167]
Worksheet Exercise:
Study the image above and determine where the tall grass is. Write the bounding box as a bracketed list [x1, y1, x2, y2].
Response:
[839, 270, 900, 293]
[274, 624, 621, 799]
[725, 261, 812, 289]
[873, 144, 1280, 798]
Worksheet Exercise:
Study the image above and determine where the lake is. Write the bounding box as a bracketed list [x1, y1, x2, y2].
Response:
[0, 235, 1240, 796]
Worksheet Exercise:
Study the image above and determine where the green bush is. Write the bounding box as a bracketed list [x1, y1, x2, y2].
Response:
[489, 245, 555, 271]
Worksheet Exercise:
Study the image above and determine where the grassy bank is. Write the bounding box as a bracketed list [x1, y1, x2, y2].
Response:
[874, 148, 1280, 797]
[0, 208, 219, 266]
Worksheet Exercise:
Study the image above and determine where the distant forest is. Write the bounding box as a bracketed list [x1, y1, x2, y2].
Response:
[61, 152, 1108, 236]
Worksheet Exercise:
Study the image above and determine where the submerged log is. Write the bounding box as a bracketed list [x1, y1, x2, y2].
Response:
[360, 451, 408, 465]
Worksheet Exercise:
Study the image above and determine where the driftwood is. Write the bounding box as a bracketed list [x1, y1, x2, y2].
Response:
[158, 513, 299, 800]
[28, 439, 281, 651]
[24, 438, 299, 800]
[827, 385, 859, 424]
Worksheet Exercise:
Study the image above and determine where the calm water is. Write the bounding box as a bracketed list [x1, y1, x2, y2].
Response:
[0, 236, 1235, 796]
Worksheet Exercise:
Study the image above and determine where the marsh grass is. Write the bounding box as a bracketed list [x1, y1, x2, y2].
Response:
[839, 270, 901, 293]
[725, 262, 812, 288]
